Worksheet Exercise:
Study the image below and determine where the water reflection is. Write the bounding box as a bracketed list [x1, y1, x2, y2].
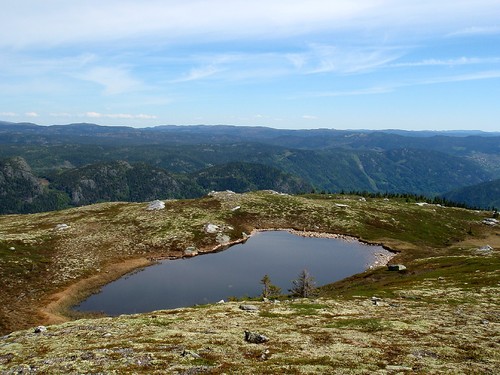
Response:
[75, 231, 390, 315]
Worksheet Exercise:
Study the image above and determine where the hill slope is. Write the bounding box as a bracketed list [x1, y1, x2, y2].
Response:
[0, 191, 498, 373]
[442, 178, 500, 209]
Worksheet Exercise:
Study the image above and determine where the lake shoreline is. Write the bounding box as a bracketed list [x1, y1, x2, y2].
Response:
[39, 228, 397, 325]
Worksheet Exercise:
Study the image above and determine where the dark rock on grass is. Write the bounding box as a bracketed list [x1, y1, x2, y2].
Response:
[239, 304, 259, 311]
[387, 264, 406, 271]
[244, 330, 269, 344]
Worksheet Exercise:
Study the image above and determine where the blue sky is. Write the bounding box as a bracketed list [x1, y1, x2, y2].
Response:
[1, 0, 500, 131]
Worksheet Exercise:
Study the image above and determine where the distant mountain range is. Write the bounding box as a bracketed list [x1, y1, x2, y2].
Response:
[0, 121, 499, 213]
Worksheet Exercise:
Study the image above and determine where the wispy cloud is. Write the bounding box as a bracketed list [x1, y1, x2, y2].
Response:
[448, 26, 500, 37]
[297, 87, 394, 99]
[79, 67, 142, 95]
[2, 1, 499, 48]
[417, 70, 500, 85]
[302, 44, 402, 75]
[0, 112, 18, 117]
[83, 112, 157, 119]
[390, 57, 500, 67]
[298, 70, 500, 98]
[25, 112, 39, 117]
[173, 65, 222, 82]
[302, 115, 318, 120]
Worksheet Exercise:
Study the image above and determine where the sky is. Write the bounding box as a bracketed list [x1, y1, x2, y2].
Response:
[1, 0, 500, 131]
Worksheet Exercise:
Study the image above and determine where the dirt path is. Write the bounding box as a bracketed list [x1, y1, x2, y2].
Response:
[38, 257, 152, 325]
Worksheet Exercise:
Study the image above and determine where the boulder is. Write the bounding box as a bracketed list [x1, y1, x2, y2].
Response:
[34, 326, 47, 333]
[183, 247, 198, 257]
[244, 330, 269, 344]
[216, 233, 230, 245]
[204, 223, 219, 234]
[482, 218, 498, 226]
[387, 264, 406, 271]
[478, 245, 493, 252]
[147, 200, 165, 211]
[239, 304, 259, 311]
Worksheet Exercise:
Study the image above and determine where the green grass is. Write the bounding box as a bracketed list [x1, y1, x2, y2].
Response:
[326, 318, 388, 332]
[289, 303, 328, 316]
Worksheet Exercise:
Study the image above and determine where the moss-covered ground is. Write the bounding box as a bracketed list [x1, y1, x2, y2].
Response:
[0, 191, 498, 373]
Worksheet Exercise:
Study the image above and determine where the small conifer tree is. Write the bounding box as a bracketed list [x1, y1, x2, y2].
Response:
[260, 274, 281, 299]
[289, 269, 317, 298]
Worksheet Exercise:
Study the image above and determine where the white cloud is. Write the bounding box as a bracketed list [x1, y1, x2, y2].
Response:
[25, 112, 39, 117]
[173, 65, 222, 82]
[299, 70, 500, 98]
[0, 112, 18, 117]
[448, 26, 500, 37]
[296, 87, 393, 99]
[302, 115, 318, 120]
[79, 67, 142, 95]
[292, 44, 403, 75]
[417, 70, 500, 85]
[2, 1, 499, 48]
[83, 112, 157, 119]
[390, 57, 500, 67]
[49, 112, 72, 117]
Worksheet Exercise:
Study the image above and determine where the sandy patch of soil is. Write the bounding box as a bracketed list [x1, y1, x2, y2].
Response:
[38, 257, 152, 325]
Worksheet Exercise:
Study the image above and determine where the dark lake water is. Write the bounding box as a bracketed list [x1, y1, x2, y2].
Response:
[75, 231, 390, 315]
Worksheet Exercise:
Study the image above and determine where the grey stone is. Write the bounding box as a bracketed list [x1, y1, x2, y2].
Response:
[239, 304, 259, 311]
[204, 223, 219, 234]
[478, 245, 493, 252]
[388, 264, 406, 271]
[34, 325, 47, 333]
[55, 223, 69, 231]
[182, 349, 201, 359]
[184, 247, 199, 257]
[147, 200, 165, 211]
[216, 233, 230, 245]
[482, 218, 498, 226]
[244, 330, 269, 344]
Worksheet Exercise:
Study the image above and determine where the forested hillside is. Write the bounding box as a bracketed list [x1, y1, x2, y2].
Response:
[0, 158, 312, 214]
[442, 179, 500, 210]
[0, 122, 498, 214]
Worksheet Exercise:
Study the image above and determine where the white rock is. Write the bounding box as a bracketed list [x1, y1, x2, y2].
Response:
[204, 223, 219, 234]
[231, 206, 241, 211]
[216, 233, 231, 245]
[55, 224, 69, 231]
[482, 218, 498, 226]
[147, 200, 165, 211]
[34, 326, 47, 333]
[183, 247, 198, 257]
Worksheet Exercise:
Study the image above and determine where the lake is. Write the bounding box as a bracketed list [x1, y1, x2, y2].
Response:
[75, 230, 391, 315]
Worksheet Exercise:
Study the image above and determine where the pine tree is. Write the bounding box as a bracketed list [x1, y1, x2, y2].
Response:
[260, 274, 281, 299]
[289, 269, 317, 298]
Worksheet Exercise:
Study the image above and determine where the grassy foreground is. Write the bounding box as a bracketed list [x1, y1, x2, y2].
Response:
[0, 191, 498, 373]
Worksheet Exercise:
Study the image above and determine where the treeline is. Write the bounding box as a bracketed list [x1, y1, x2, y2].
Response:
[308, 190, 482, 210]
